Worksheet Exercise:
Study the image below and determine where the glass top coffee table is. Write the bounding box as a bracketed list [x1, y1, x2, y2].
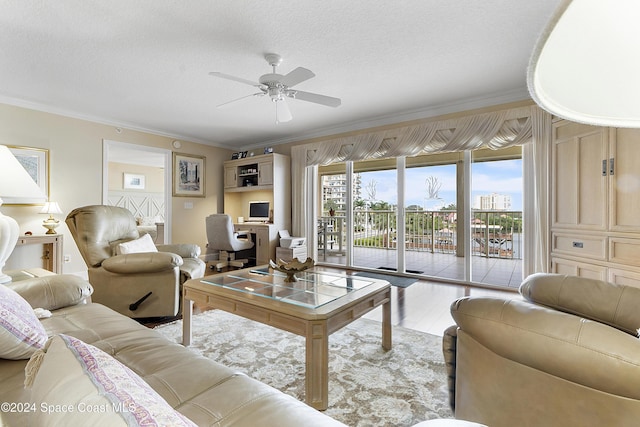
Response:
[182, 266, 392, 410]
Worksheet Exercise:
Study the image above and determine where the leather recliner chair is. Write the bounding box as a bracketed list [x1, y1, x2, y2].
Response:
[66, 205, 205, 318]
[443, 273, 640, 427]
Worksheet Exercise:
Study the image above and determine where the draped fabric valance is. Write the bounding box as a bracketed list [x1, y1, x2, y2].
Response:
[299, 105, 534, 166]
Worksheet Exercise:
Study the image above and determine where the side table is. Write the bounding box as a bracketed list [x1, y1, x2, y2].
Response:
[14, 234, 63, 273]
[6, 267, 56, 282]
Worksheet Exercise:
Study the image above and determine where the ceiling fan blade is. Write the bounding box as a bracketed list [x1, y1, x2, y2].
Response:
[275, 99, 292, 123]
[209, 72, 261, 87]
[279, 67, 315, 87]
[216, 92, 264, 108]
[290, 90, 341, 107]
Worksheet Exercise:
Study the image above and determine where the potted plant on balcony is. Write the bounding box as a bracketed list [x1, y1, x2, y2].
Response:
[324, 200, 338, 216]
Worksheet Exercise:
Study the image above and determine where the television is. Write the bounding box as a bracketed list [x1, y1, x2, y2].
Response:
[248, 201, 270, 222]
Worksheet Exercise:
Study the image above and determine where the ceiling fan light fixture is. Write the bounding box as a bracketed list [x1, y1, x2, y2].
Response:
[210, 52, 341, 122]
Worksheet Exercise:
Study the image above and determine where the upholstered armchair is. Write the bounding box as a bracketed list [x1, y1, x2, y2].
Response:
[66, 205, 205, 318]
[443, 273, 640, 427]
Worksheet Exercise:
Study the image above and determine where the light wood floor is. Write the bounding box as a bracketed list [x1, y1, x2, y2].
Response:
[317, 266, 518, 337]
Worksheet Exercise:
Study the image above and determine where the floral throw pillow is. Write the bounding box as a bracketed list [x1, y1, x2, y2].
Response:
[0, 284, 48, 360]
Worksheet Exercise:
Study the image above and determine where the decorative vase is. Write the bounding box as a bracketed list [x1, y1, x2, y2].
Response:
[269, 257, 315, 282]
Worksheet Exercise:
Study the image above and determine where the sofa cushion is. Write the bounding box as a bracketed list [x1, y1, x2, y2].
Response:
[25, 334, 197, 427]
[7, 274, 94, 311]
[520, 273, 640, 336]
[0, 284, 48, 360]
[116, 233, 158, 255]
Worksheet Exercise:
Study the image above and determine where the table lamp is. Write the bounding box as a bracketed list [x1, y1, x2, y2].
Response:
[40, 201, 63, 234]
[0, 144, 47, 283]
[528, 0, 640, 127]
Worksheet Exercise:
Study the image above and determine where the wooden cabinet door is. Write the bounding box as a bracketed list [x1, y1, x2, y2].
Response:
[551, 256, 607, 281]
[552, 121, 608, 231]
[254, 228, 270, 264]
[258, 161, 273, 186]
[609, 128, 640, 231]
[224, 166, 238, 188]
[608, 267, 640, 289]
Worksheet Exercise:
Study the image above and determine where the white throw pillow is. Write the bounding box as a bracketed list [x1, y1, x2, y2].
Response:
[117, 233, 158, 255]
[0, 284, 48, 360]
[25, 334, 197, 427]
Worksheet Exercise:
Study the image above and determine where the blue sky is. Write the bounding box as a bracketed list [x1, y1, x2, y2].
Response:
[358, 159, 523, 211]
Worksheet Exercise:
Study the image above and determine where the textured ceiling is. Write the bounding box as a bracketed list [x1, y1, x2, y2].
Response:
[0, 1, 561, 150]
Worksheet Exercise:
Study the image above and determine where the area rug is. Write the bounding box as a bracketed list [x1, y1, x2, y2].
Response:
[354, 271, 418, 288]
[154, 309, 453, 426]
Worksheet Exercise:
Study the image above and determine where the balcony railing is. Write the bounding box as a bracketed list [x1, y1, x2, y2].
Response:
[320, 209, 522, 259]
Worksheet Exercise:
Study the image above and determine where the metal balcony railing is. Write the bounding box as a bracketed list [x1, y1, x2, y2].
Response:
[320, 209, 522, 260]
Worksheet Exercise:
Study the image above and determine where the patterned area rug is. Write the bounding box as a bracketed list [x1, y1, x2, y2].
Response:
[154, 310, 453, 426]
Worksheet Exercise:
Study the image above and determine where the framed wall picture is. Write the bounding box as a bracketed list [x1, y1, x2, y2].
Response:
[6, 145, 49, 205]
[123, 173, 145, 190]
[172, 152, 205, 197]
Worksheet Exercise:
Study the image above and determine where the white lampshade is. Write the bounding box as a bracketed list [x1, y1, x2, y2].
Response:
[39, 201, 63, 215]
[0, 145, 47, 204]
[0, 144, 47, 282]
[528, 0, 640, 127]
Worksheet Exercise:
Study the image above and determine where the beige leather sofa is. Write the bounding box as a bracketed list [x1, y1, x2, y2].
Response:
[66, 205, 206, 318]
[443, 273, 640, 427]
[0, 274, 345, 426]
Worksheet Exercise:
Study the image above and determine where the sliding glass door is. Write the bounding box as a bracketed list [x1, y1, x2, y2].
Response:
[471, 148, 523, 287]
[404, 158, 462, 280]
[351, 159, 398, 271]
[316, 147, 524, 288]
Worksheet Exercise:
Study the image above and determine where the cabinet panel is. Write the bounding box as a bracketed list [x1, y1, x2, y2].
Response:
[554, 139, 578, 226]
[551, 257, 607, 281]
[224, 166, 238, 188]
[258, 161, 273, 186]
[578, 132, 607, 228]
[609, 237, 640, 267]
[552, 233, 607, 261]
[608, 267, 640, 289]
[552, 121, 608, 231]
[610, 128, 640, 231]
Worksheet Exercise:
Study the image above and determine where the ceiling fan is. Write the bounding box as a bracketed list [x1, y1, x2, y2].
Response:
[209, 53, 341, 123]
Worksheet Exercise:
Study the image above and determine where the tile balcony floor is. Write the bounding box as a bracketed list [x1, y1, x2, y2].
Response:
[319, 246, 523, 289]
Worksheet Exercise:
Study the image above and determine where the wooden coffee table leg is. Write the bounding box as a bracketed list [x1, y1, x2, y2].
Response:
[382, 297, 392, 350]
[306, 321, 329, 410]
[182, 298, 193, 346]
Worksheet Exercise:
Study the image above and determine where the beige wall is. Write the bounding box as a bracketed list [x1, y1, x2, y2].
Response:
[1, 102, 232, 275]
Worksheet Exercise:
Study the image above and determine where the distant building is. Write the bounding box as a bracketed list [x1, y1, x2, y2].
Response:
[473, 193, 511, 210]
[321, 173, 362, 213]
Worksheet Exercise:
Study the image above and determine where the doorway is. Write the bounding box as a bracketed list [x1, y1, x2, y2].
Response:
[102, 140, 172, 243]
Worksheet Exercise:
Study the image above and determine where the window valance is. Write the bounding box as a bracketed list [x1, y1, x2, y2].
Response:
[299, 105, 534, 166]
